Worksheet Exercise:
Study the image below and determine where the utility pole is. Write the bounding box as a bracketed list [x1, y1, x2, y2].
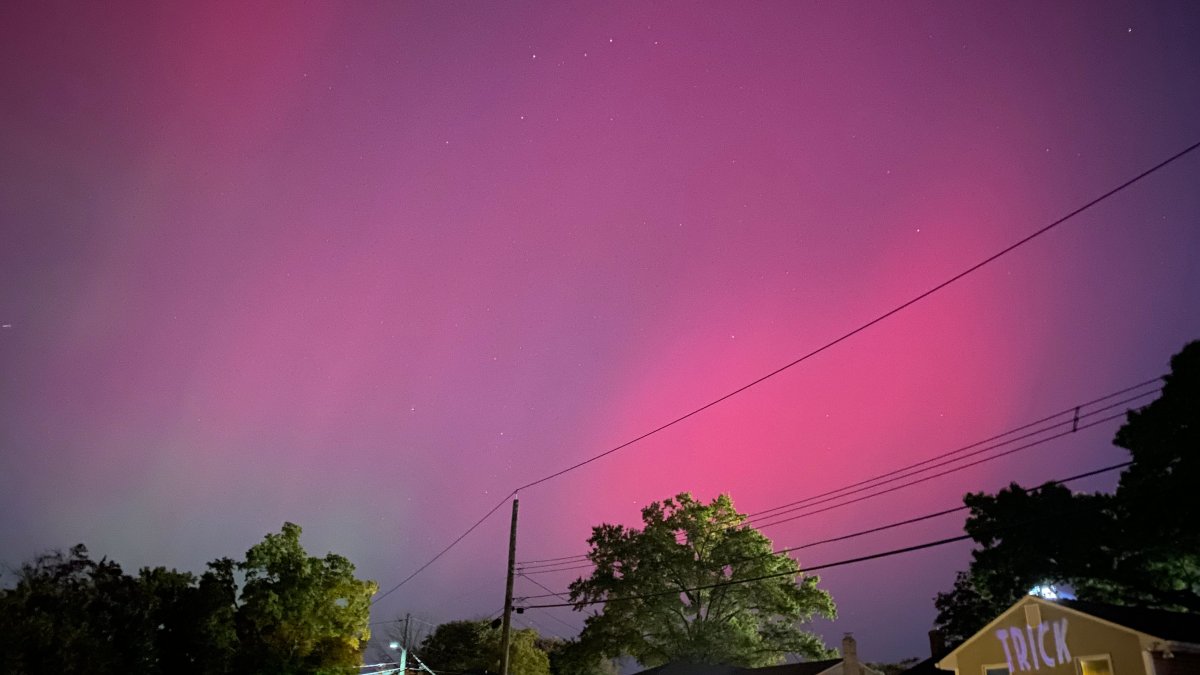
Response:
[402, 613, 411, 654]
[500, 497, 519, 675]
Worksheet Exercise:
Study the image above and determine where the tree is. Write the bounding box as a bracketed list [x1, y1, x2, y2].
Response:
[418, 620, 496, 672]
[235, 522, 378, 675]
[933, 340, 1200, 642]
[542, 637, 619, 675]
[370, 612, 434, 665]
[0, 522, 375, 675]
[1110, 340, 1200, 607]
[417, 619, 551, 675]
[867, 658, 920, 675]
[568, 493, 835, 668]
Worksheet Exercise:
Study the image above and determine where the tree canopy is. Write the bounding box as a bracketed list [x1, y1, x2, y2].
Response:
[416, 619, 550, 675]
[934, 340, 1200, 643]
[0, 522, 375, 675]
[567, 493, 835, 668]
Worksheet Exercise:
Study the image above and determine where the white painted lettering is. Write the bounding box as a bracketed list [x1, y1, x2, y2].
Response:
[1025, 626, 1041, 669]
[1009, 627, 1031, 671]
[996, 629, 1015, 673]
[1052, 619, 1070, 664]
[1037, 621, 1054, 667]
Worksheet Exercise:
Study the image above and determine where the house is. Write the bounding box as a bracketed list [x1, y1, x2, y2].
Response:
[633, 635, 885, 675]
[898, 630, 958, 675]
[935, 595, 1200, 675]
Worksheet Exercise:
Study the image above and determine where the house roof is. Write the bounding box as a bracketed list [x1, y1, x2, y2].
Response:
[1056, 599, 1200, 644]
[898, 643, 959, 675]
[634, 658, 844, 675]
[937, 595, 1200, 672]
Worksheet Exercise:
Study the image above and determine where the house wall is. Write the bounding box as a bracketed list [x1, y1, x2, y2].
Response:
[1151, 651, 1200, 675]
[944, 599, 1148, 675]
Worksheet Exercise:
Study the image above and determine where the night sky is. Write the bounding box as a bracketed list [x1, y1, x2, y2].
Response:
[2, 0, 1199, 664]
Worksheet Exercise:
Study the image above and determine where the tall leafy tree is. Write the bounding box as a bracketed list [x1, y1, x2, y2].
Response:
[1110, 340, 1200, 607]
[235, 522, 378, 675]
[417, 619, 550, 675]
[934, 340, 1200, 642]
[568, 493, 835, 668]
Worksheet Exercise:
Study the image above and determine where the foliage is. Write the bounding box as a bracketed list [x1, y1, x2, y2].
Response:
[236, 522, 378, 675]
[933, 340, 1200, 643]
[541, 637, 620, 675]
[371, 613, 434, 665]
[417, 619, 551, 675]
[568, 493, 835, 668]
[0, 523, 374, 675]
[867, 658, 921, 675]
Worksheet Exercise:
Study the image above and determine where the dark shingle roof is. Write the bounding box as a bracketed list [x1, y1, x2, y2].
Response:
[1057, 599, 1200, 644]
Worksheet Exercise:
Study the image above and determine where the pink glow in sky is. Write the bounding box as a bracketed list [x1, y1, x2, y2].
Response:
[2, 0, 1200, 662]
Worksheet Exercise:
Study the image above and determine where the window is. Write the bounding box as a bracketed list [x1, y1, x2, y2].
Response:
[1077, 655, 1113, 675]
[984, 666, 1010, 675]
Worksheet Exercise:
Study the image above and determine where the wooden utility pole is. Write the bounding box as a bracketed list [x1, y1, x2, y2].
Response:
[499, 497, 520, 675]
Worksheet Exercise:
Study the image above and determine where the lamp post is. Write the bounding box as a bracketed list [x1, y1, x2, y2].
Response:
[385, 640, 437, 675]
[388, 642, 408, 675]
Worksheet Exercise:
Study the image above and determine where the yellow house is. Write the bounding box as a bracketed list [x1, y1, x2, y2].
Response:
[935, 596, 1200, 675]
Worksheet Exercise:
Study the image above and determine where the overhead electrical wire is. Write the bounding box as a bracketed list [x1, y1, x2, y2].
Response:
[519, 466, 1128, 609]
[517, 573, 589, 633]
[745, 380, 1160, 521]
[521, 534, 977, 609]
[516, 380, 1159, 573]
[517, 457, 1133, 585]
[373, 496, 513, 604]
[371, 140, 1199, 604]
[515, 405, 1144, 577]
[747, 393, 1156, 529]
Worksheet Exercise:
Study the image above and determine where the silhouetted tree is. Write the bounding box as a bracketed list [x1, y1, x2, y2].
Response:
[934, 340, 1200, 642]
[0, 523, 374, 675]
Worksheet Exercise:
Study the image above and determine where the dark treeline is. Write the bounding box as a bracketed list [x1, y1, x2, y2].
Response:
[0, 522, 375, 675]
[934, 340, 1200, 642]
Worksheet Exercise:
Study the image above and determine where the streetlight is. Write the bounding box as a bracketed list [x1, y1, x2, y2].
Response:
[384, 641, 437, 675]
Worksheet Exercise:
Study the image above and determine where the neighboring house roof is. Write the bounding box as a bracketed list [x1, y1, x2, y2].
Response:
[1055, 599, 1200, 644]
[898, 644, 959, 675]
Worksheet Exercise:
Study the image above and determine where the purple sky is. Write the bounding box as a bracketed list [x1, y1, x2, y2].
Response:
[2, 0, 1199, 663]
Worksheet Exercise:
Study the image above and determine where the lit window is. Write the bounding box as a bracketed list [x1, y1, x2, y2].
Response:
[1077, 656, 1113, 675]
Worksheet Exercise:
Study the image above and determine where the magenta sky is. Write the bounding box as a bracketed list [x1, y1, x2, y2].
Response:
[2, 0, 1199, 663]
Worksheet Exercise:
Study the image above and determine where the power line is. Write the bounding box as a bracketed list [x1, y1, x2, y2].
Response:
[517, 382, 1158, 572]
[373, 494, 514, 604]
[522, 534, 975, 609]
[518, 459, 1131, 598]
[372, 140, 1198, 603]
[745, 379, 1160, 521]
[764, 460, 1129, 556]
[517, 573, 588, 633]
[517, 401, 1148, 575]
[519, 572, 573, 602]
[520, 481, 1120, 610]
[520, 562, 594, 576]
[752, 408, 1131, 530]
[510, 142, 1198, 496]
[747, 392, 1155, 529]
